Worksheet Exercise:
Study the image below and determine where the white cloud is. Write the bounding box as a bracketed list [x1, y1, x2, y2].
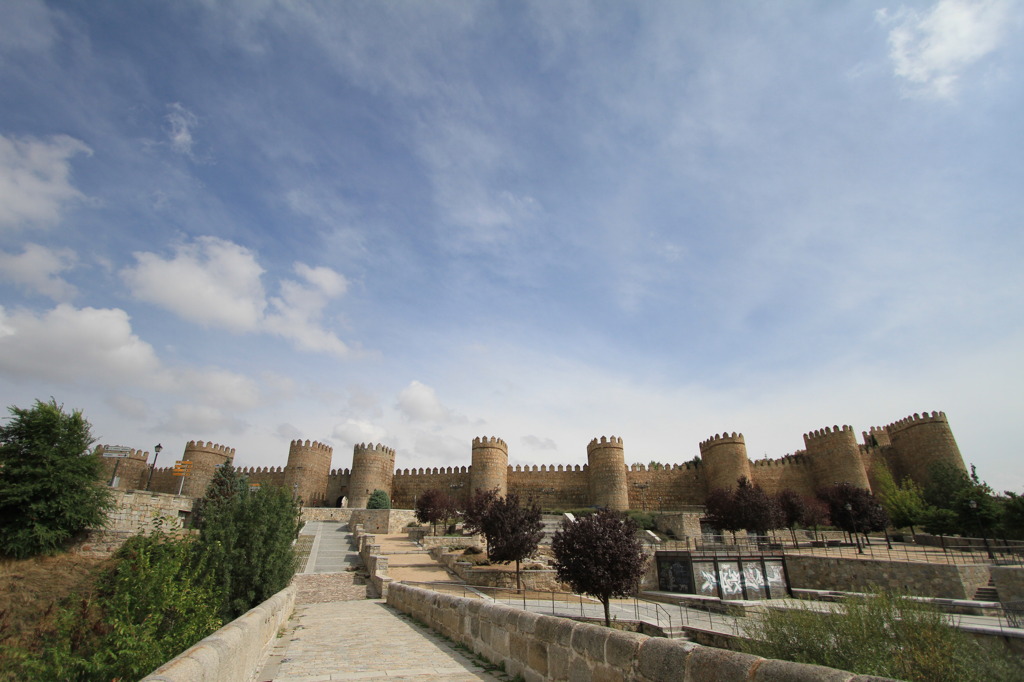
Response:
[122, 236, 267, 331]
[157, 403, 248, 435]
[0, 0, 57, 53]
[123, 237, 351, 356]
[396, 380, 452, 422]
[878, 0, 1012, 99]
[0, 304, 161, 384]
[165, 103, 200, 158]
[0, 134, 90, 230]
[331, 418, 389, 447]
[0, 243, 77, 300]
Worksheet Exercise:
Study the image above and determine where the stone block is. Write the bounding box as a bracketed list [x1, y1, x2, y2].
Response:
[636, 636, 696, 680]
[571, 622, 609, 663]
[535, 615, 576, 647]
[752, 659, 855, 682]
[605, 630, 646, 670]
[685, 646, 760, 681]
[527, 640, 549, 677]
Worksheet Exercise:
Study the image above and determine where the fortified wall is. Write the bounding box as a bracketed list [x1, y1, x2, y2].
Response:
[97, 411, 965, 510]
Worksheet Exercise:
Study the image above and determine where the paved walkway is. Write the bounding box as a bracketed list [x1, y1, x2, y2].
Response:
[301, 521, 362, 574]
[254, 600, 509, 681]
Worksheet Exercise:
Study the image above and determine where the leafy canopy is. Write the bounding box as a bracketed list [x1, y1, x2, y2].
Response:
[0, 400, 113, 559]
[367, 489, 391, 509]
[472, 492, 544, 590]
[415, 489, 457, 534]
[551, 509, 647, 627]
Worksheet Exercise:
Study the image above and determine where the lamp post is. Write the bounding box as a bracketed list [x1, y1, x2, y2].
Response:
[845, 502, 863, 554]
[145, 443, 163, 491]
[968, 499, 995, 560]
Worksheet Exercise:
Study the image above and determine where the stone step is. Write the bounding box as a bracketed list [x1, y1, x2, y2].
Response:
[973, 586, 999, 601]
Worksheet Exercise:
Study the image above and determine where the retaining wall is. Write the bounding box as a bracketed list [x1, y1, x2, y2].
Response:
[386, 583, 891, 681]
[785, 555, 990, 599]
[141, 584, 296, 682]
[991, 566, 1024, 604]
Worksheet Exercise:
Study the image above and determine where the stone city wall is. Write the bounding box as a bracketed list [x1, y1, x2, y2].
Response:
[386, 583, 892, 682]
[785, 555, 991, 599]
[991, 566, 1024, 604]
[141, 584, 296, 682]
[105, 489, 194, 534]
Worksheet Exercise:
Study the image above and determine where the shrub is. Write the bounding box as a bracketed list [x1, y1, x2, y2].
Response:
[743, 590, 1023, 682]
[367, 489, 391, 509]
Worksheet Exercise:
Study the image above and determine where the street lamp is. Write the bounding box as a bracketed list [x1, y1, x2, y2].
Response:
[145, 443, 163, 491]
[845, 502, 863, 554]
[968, 499, 995, 560]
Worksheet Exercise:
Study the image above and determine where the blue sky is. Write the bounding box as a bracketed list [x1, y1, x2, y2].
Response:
[2, 1, 1022, 490]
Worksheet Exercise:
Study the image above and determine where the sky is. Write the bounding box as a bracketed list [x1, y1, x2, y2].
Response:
[1, 1, 1022, 490]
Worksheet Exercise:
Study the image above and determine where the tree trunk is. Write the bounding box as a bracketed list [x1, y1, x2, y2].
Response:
[515, 558, 521, 592]
[603, 597, 611, 627]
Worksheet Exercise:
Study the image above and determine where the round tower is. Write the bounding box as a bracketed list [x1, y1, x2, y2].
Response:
[885, 411, 966, 486]
[586, 436, 629, 511]
[470, 436, 508, 497]
[285, 439, 333, 506]
[803, 425, 870, 491]
[699, 432, 752, 493]
[181, 440, 236, 497]
[348, 442, 396, 508]
[94, 445, 151, 490]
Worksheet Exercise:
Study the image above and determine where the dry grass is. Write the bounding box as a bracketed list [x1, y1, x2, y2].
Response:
[0, 553, 113, 649]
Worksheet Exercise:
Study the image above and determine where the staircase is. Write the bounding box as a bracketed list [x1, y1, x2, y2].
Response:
[539, 514, 565, 545]
[973, 577, 999, 602]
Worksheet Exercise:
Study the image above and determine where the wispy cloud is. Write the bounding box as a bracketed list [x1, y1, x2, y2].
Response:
[0, 243, 77, 300]
[877, 0, 1013, 99]
[0, 134, 90, 229]
[165, 103, 201, 158]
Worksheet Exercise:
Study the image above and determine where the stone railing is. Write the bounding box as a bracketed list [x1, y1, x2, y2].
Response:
[386, 583, 891, 681]
[353, 526, 392, 598]
[142, 584, 296, 682]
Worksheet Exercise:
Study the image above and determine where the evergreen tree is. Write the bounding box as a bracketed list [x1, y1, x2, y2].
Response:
[190, 462, 248, 530]
[551, 509, 648, 627]
[0, 400, 113, 558]
[197, 484, 302, 620]
[776, 489, 808, 545]
[366, 489, 391, 509]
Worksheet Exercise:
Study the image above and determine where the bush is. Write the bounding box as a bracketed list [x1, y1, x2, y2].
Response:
[0, 532, 221, 681]
[625, 511, 656, 531]
[366, 489, 391, 509]
[743, 590, 1023, 682]
[0, 400, 113, 559]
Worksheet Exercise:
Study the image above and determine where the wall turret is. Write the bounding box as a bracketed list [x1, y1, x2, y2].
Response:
[803, 425, 870, 491]
[285, 440, 333, 506]
[180, 440, 235, 497]
[470, 436, 508, 497]
[699, 432, 752, 493]
[884, 411, 965, 485]
[94, 445, 152, 490]
[348, 442, 396, 508]
[587, 436, 629, 511]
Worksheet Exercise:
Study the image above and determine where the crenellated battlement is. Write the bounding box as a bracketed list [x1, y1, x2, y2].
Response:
[290, 439, 333, 454]
[95, 445, 150, 461]
[184, 440, 236, 457]
[353, 442, 395, 456]
[586, 435, 623, 451]
[329, 468, 351, 477]
[472, 436, 508, 450]
[803, 425, 855, 443]
[885, 410, 948, 433]
[698, 432, 745, 452]
[752, 454, 808, 468]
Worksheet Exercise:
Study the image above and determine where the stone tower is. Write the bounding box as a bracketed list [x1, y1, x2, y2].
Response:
[804, 425, 870, 490]
[285, 439, 333, 506]
[587, 436, 629, 511]
[94, 445, 152, 490]
[700, 432, 752, 493]
[348, 442, 395, 508]
[181, 440, 235, 497]
[470, 436, 508, 497]
[885, 411, 966, 484]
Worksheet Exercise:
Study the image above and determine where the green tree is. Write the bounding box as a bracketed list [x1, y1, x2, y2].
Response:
[743, 590, 1022, 681]
[476, 492, 544, 591]
[190, 462, 248, 529]
[0, 400, 113, 559]
[923, 462, 972, 511]
[876, 465, 927, 535]
[551, 509, 648, 627]
[999, 491, 1024, 540]
[197, 483, 302, 620]
[366, 489, 391, 509]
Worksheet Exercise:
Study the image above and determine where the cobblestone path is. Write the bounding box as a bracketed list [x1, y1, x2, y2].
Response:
[254, 599, 510, 681]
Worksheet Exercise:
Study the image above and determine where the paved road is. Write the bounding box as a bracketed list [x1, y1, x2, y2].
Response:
[254, 600, 509, 681]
